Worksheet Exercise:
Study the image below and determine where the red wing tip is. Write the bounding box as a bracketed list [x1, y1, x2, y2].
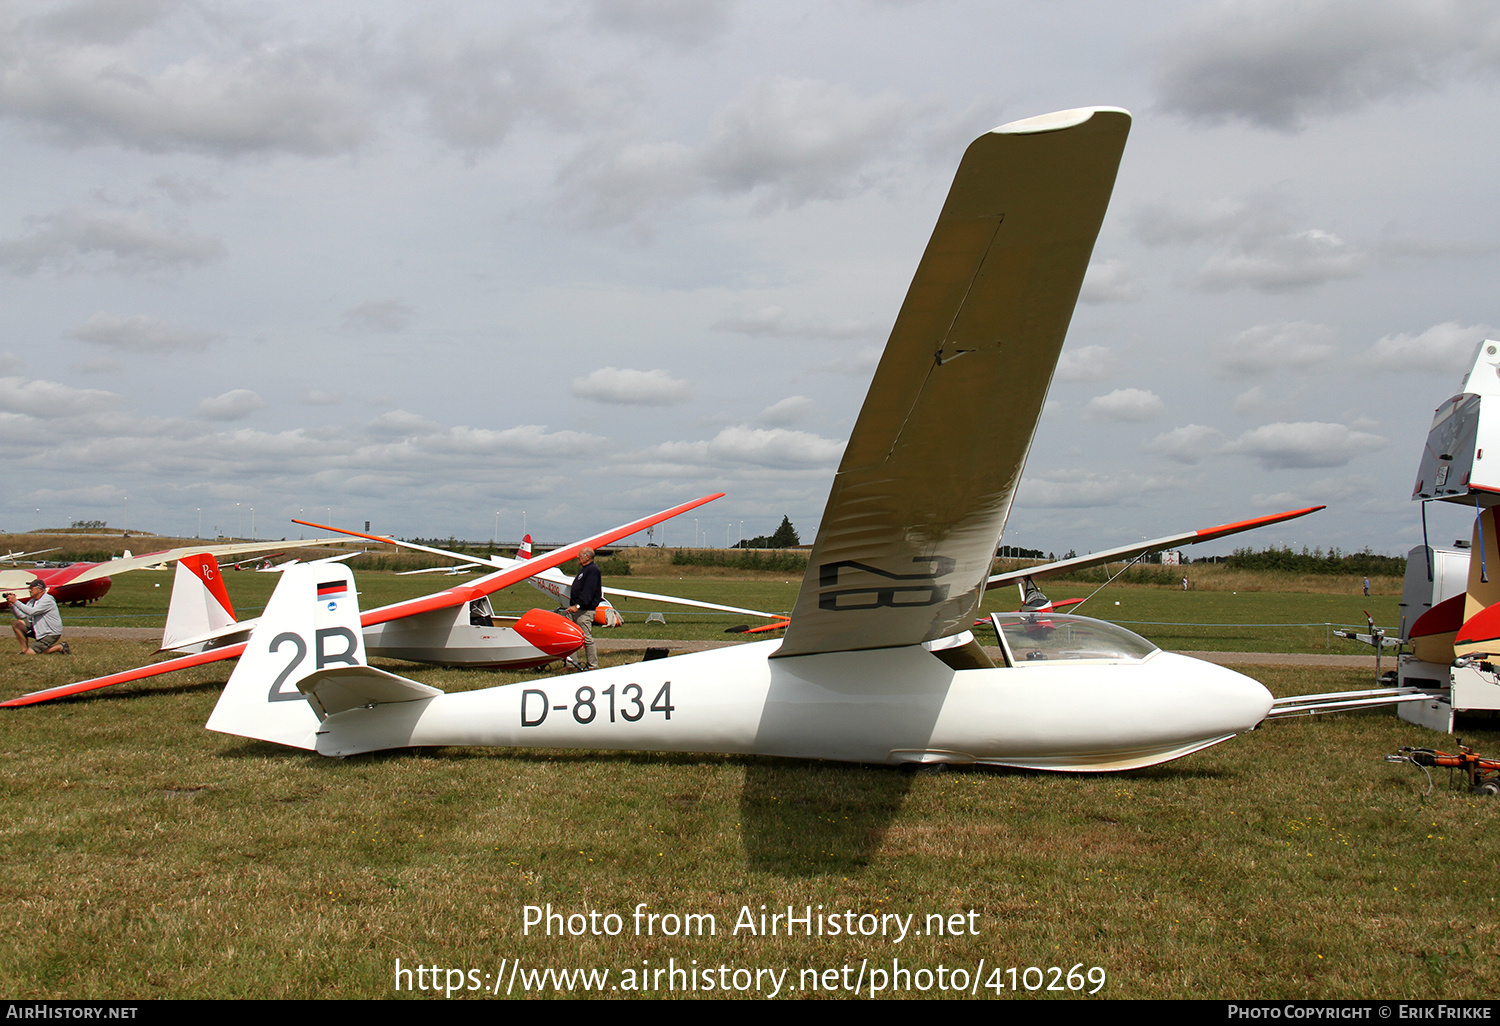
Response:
[1193, 505, 1326, 540]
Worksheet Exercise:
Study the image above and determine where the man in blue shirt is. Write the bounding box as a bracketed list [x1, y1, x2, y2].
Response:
[565, 547, 602, 671]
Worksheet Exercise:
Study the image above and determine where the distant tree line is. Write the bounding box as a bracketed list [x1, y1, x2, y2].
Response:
[672, 548, 807, 573]
[70, 520, 107, 529]
[1202, 546, 1406, 576]
[997, 545, 1045, 559]
[735, 516, 801, 549]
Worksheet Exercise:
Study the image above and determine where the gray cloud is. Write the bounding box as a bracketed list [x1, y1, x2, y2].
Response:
[195, 389, 267, 422]
[1017, 470, 1167, 509]
[1055, 345, 1113, 383]
[1154, 0, 1500, 131]
[70, 312, 217, 353]
[587, 0, 733, 47]
[558, 77, 919, 228]
[0, 209, 224, 275]
[1220, 321, 1338, 375]
[571, 367, 690, 405]
[0, 376, 125, 418]
[1079, 259, 1143, 303]
[647, 425, 844, 469]
[1147, 424, 1227, 465]
[1366, 321, 1494, 373]
[0, 11, 375, 156]
[0, 6, 604, 160]
[1134, 195, 1367, 292]
[1087, 388, 1165, 422]
[341, 299, 414, 334]
[758, 395, 811, 426]
[1225, 421, 1385, 469]
[389, 19, 602, 152]
[712, 305, 875, 340]
[1198, 228, 1365, 292]
[698, 77, 915, 209]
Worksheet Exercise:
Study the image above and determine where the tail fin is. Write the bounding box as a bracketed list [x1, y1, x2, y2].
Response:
[205, 564, 367, 750]
[518, 534, 533, 559]
[162, 554, 237, 651]
[205, 563, 442, 754]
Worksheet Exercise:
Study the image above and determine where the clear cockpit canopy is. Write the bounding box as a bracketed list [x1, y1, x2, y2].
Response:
[991, 612, 1159, 664]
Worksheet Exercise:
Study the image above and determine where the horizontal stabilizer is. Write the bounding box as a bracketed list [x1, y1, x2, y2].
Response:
[298, 665, 442, 718]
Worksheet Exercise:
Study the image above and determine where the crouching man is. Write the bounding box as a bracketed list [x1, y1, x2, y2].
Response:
[7, 579, 68, 655]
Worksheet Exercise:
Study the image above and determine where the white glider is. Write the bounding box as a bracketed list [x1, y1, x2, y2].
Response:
[205, 106, 1275, 771]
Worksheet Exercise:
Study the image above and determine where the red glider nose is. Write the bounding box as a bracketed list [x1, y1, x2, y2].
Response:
[513, 608, 585, 656]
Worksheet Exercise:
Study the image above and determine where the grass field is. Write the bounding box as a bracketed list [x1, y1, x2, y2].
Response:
[2, 573, 1496, 1000]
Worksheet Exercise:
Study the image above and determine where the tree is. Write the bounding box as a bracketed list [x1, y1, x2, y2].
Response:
[769, 515, 800, 548]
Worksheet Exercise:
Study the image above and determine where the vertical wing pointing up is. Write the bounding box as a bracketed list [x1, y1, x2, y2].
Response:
[776, 107, 1130, 658]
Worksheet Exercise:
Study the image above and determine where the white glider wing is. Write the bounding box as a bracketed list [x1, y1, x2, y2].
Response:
[777, 106, 1131, 658]
[984, 505, 1327, 590]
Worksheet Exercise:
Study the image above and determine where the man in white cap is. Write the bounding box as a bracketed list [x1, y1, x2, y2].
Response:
[7, 578, 68, 655]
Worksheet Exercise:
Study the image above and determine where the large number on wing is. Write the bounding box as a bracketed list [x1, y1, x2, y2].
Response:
[816, 556, 956, 611]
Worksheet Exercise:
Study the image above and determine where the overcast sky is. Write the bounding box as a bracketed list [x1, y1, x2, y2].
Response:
[3, 0, 1498, 556]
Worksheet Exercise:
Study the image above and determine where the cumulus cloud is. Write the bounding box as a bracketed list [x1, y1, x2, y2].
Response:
[69, 312, 217, 353]
[1198, 228, 1365, 292]
[390, 19, 601, 152]
[1154, 0, 1500, 131]
[1225, 421, 1385, 469]
[758, 395, 811, 426]
[571, 367, 690, 405]
[697, 77, 914, 209]
[587, 0, 733, 47]
[341, 299, 414, 333]
[1366, 321, 1493, 373]
[1055, 345, 1112, 382]
[0, 6, 607, 160]
[1017, 470, 1165, 509]
[1147, 424, 1227, 465]
[368, 410, 440, 437]
[1134, 195, 1366, 292]
[648, 425, 844, 469]
[1079, 259, 1142, 303]
[1087, 388, 1165, 422]
[195, 389, 267, 421]
[150, 174, 224, 205]
[1220, 322, 1338, 375]
[712, 306, 874, 340]
[558, 77, 919, 228]
[0, 209, 225, 275]
[0, 13, 375, 156]
[0, 376, 125, 418]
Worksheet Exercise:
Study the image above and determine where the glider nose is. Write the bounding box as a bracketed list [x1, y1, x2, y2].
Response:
[1213, 662, 1275, 731]
[514, 608, 586, 656]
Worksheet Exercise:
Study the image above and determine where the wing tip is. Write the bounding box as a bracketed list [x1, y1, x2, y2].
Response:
[992, 105, 1131, 136]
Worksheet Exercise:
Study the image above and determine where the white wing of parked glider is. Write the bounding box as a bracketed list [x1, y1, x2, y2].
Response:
[293, 519, 783, 621]
[985, 505, 1327, 590]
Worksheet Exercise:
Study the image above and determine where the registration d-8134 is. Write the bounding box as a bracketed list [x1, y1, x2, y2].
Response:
[520, 682, 674, 728]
